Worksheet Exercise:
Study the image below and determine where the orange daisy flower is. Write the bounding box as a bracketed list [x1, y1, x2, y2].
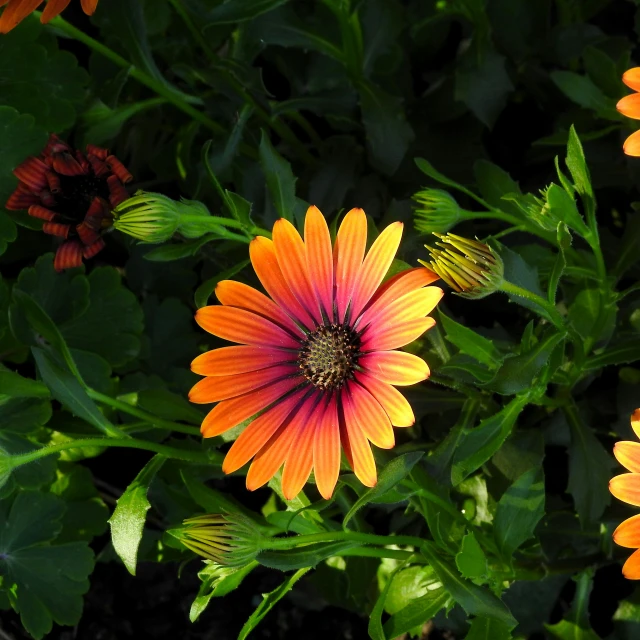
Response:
[190, 206, 442, 500]
[0, 0, 99, 33]
[617, 69, 640, 156]
[610, 409, 640, 579]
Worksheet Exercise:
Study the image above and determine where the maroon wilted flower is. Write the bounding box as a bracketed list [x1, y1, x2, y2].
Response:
[6, 134, 132, 271]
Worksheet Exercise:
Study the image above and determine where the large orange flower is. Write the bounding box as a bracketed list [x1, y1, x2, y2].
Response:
[610, 409, 640, 579]
[617, 69, 640, 156]
[190, 206, 442, 500]
[0, 0, 98, 33]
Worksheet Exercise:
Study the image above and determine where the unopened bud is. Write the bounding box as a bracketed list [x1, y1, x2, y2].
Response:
[413, 189, 463, 234]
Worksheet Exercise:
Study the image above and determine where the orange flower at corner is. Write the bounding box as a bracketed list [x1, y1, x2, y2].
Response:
[610, 409, 640, 579]
[190, 206, 443, 500]
[0, 0, 99, 34]
[616, 69, 640, 156]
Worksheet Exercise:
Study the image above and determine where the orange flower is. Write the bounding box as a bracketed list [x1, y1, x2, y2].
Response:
[190, 206, 442, 500]
[617, 69, 640, 156]
[610, 409, 640, 579]
[0, 0, 99, 33]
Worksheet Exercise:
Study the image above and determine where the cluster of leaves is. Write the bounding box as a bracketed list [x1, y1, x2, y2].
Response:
[1, 0, 640, 639]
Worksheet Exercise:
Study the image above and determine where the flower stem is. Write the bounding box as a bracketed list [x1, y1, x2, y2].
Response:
[265, 531, 426, 550]
[499, 280, 566, 331]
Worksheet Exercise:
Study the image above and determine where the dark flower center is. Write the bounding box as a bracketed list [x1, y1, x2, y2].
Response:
[298, 324, 361, 390]
[56, 174, 110, 222]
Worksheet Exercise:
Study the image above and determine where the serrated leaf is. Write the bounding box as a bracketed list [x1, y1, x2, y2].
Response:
[109, 455, 165, 576]
[440, 312, 504, 369]
[465, 617, 513, 640]
[455, 532, 487, 579]
[565, 125, 594, 199]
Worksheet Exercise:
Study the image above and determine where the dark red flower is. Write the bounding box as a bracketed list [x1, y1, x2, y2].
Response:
[6, 134, 132, 271]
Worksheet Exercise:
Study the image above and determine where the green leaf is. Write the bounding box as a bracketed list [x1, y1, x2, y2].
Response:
[420, 541, 516, 627]
[0, 26, 88, 131]
[473, 159, 522, 217]
[545, 184, 589, 238]
[546, 571, 599, 640]
[194, 259, 250, 308]
[499, 244, 548, 318]
[259, 131, 297, 222]
[0, 369, 49, 399]
[451, 396, 529, 485]
[565, 125, 594, 199]
[550, 71, 617, 120]
[358, 81, 414, 176]
[584, 336, 640, 370]
[238, 568, 310, 640]
[31, 348, 124, 438]
[482, 331, 565, 395]
[455, 532, 487, 579]
[613, 212, 640, 279]
[204, 0, 289, 24]
[0, 106, 48, 255]
[494, 467, 545, 557]
[440, 312, 504, 369]
[583, 46, 623, 98]
[181, 470, 251, 517]
[0, 491, 94, 640]
[568, 288, 616, 343]
[257, 541, 359, 571]
[548, 223, 571, 305]
[343, 452, 423, 529]
[108, 455, 165, 576]
[465, 617, 513, 640]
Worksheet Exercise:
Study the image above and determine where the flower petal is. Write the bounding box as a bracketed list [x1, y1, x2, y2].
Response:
[623, 130, 640, 157]
[610, 473, 640, 507]
[359, 350, 430, 386]
[361, 317, 436, 352]
[80, 0, 99, 14]
[246, 393, 317, 491]
[191, 346, 296, 376]
[345, 381, 394, 449]
[614, 514, 640, 549]
[0, 0, 43, 33]
[250, 236, 316, 329]
[334, 208, 367, 322]
[349, 222, 403, 320]
[631, 408, 640, 440]
[340, 391, 377, 487]
[201, 377, 302, 438]
[195, 306, 300, 349]
[54, 241, 84, 272]
[314, 395, 340, 499]
[215, 279, 304, 338]
[623, 68, 640, 92]
[40, 0, 70, 22]
[623, 548, 640, 580]
[222, 389, 307, 474]
[618, 94, 640, 120]
[354, 372, 415, 427]
[273, 218, 323, 324]
[304, 205, 334, 319]
[189, 365, 301, 403]
[615, 441, 640, 473]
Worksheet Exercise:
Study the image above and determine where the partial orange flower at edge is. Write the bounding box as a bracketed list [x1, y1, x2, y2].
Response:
[189, 205, 443, 501]
[0, 0, 99, 34]
[610, 409, 640, 579]
[616, 68, 640, 156]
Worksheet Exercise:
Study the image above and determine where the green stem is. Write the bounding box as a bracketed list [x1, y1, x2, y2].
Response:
[499, 280, 566, 331]
[337, 548, 418, 561]
[179, 215, 271, 238]
[266, 531, 426, 551]
[87, 389, 202, 436]
[8, 437, 221, 470]
[46, 14, 257, 160]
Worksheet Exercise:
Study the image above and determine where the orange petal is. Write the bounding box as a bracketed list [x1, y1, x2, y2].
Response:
[350, 222, 403, 320]
[614, 514, 640, 548]
[623, 68, 640, 92]
[189, 365, 301, 404]
[246, 393, 317, 491]
[216, 280, 304, 338]
[40, 0, 70, 22]
[623, 129, 640, 157]
[362, 317, 436, 352]
[359, 350, 430, 386]
[615, 441, 640, 473]
[345, 381, 394, 449]
[622, 548, 640, 579]
[631, 408, 640, 440]
[250, 236, 316, 329]
[340, 391, 377, 487]
[81, 0, 99, 14]
[610, 473, 640, 507]
[314, 395, 341, 499]
[222, 389, 307, 474]
[195, 306, 300, 349]
[0, 0, 42, 33]
[200, 377, 302, 438]
[273, 218, 323, 324]
[191, 346, 296, 376]
[617, 94, 640, 120]
[282, 397, 322, 499]
[304, 205, 334, 319]
[334, 208, 367, 322]
[354, 372, 414, 427]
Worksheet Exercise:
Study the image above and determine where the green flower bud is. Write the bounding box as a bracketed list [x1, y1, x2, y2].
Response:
[166, 513, 265, 566]
[413, 188, 462, 234]
[420, 233, 504, 300]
